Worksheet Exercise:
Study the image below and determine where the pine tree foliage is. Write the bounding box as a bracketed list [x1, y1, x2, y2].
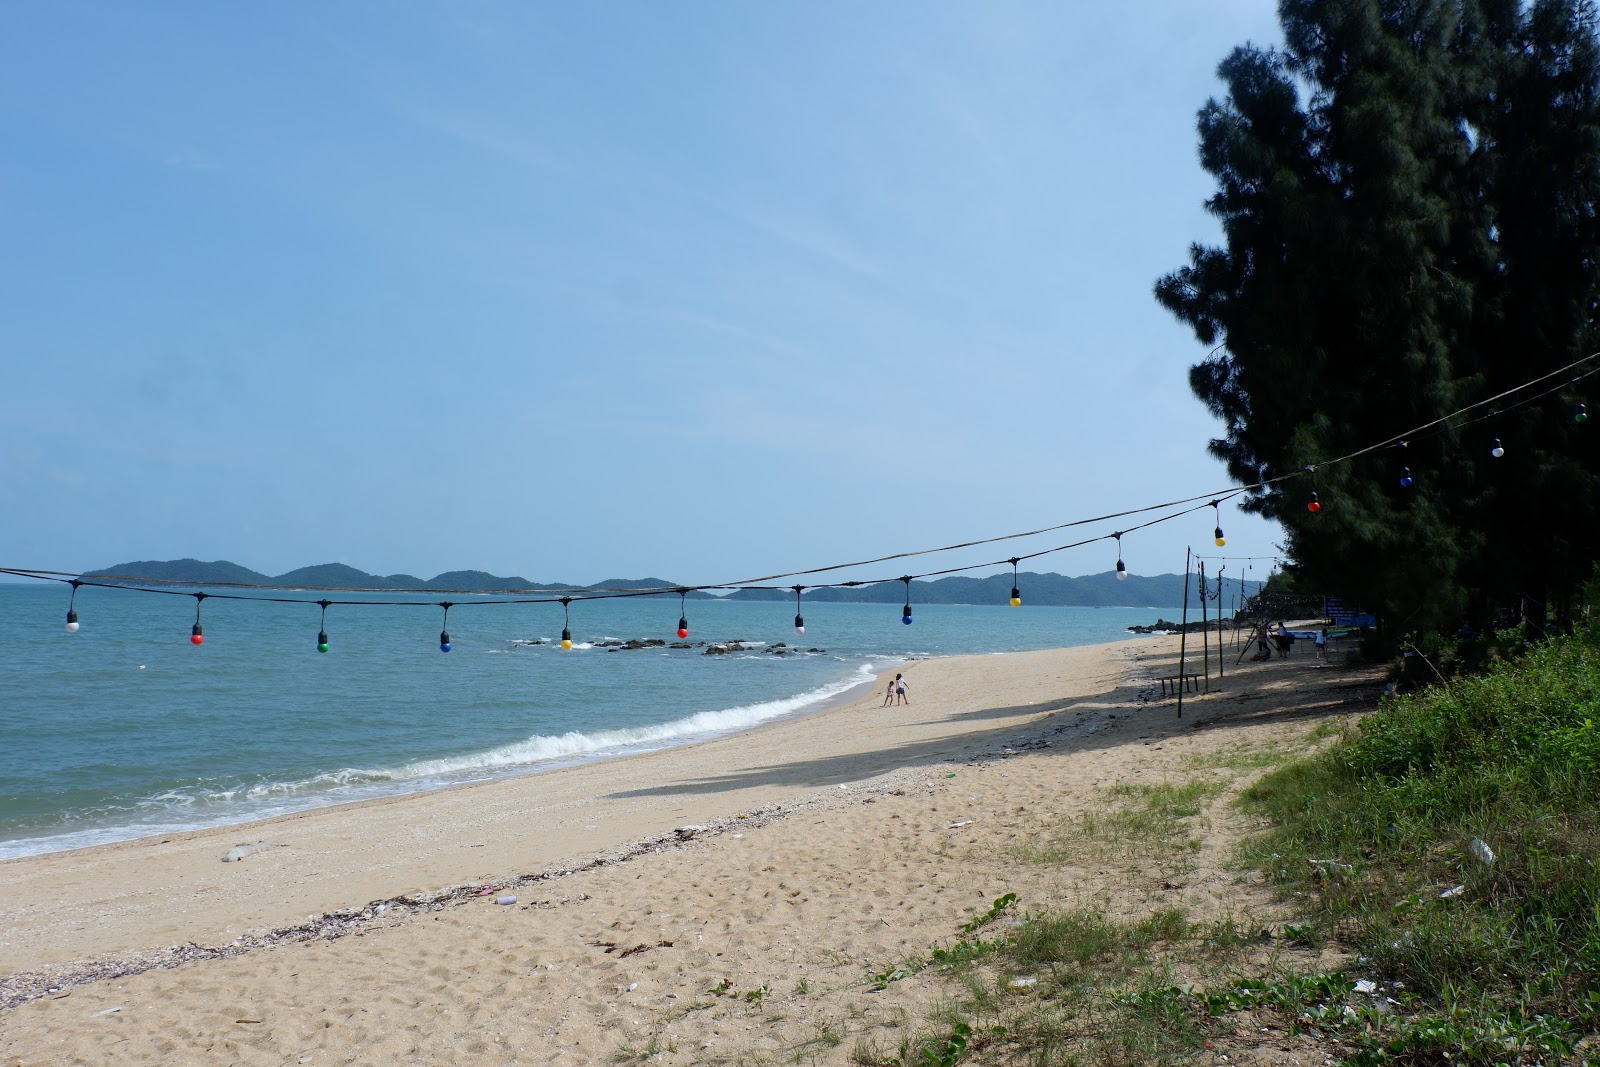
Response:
[1157, 0, 1600, 636]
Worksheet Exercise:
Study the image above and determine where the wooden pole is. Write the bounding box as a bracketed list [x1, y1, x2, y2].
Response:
[1199, 561, 1210, 693]
[1177, 547, 1191, 720]
[1216, 566, 1226, 682]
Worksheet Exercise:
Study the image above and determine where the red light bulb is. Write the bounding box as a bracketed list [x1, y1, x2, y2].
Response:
[1307, 491, 1321, 513]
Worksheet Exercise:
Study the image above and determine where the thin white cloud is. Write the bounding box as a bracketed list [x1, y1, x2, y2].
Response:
[401, 107, 577, 180]
[738, 212, 883, 279]
[668, 309, 816, 362]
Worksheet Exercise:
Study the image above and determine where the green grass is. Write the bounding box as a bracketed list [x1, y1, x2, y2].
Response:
[861, 906, 1232, 1067]
[1238, 633, 1600, 1063]
[1015, 778, 1225, 868]
[1181, 742, 1297, 772]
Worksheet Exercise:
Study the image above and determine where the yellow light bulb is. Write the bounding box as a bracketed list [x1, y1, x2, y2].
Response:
[1009, 596, 1021, 607]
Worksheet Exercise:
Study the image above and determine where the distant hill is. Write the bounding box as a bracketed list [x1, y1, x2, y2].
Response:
[82, 560, 1259, 607]
[590, 578, 720, 599]
[273, 563, 401, 589]
[729, 570, 1259, 608]
[420, 570, 557, 591]
[83, 558, 274, 586]
[84, 560, 721, 596]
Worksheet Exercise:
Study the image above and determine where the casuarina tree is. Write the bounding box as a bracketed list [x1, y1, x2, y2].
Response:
[1156, 0, 1600, 640]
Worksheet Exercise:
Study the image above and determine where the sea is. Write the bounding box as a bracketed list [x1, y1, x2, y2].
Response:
[0, 581, 1179, 861]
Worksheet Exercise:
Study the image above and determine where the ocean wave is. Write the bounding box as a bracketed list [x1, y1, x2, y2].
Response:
[0, 663, 881, 861]
[391, 662, 879, 781]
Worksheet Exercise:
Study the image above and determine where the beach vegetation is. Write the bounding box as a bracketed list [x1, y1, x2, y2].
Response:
[959, 893, 1018, 934]
[1155, 0, 1600, 645]
[1180, 741, 1296, 773]
[807, 1018, 844, 1048]
[1232, 633, 1600, 1062]
[613, 1036, 677, 1061]
[1016, 776, 1223, 871]
[849, 1037, 887, 1065]
[869, 963, 925, 992]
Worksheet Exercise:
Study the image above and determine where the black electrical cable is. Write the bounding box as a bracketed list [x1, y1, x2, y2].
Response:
[6, 351, 1597, 611]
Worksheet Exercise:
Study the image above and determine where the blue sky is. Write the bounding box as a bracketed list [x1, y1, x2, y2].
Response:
[1, 2, 1289, 589]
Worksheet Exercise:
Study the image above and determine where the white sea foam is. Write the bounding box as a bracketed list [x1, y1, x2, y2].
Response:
[392, 662, 878, 781]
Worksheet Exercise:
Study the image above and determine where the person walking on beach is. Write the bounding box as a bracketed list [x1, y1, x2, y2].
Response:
[1315, 628, 1328, 662]
[894, 673, 909, 705]
[882, 674, 897, 707]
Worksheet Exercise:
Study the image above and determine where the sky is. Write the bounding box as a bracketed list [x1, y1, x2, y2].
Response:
[1, 1, 1290, 590]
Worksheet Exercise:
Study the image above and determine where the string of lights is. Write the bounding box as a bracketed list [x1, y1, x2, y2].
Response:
[5, 350, 1595, 649]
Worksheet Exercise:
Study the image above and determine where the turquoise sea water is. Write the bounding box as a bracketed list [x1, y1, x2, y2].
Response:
[0, 582, 1178, 859]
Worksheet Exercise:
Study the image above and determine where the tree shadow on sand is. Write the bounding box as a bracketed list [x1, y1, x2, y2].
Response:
[604, 652, 1387, 800]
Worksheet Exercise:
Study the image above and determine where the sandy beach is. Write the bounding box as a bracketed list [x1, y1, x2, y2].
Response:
[0, 633, 1382, 1066]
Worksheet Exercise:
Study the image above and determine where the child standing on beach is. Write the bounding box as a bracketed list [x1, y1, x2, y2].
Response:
[882, 674, 897, 707]
[895, 674, 909, 705]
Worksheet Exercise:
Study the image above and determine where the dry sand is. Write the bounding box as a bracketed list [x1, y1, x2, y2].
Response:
[0, 633, 1383, 1066]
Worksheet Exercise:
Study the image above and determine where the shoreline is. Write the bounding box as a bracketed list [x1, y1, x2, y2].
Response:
[0, 637, 1158, 983]
[0, 633, 1389, 1065]
[0, 653, 898, 865]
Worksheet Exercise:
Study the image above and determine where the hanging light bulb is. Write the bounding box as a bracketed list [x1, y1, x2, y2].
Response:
[676, 589, 689, 639]
[793, 585, 806, 636]
[66, 610, 79, 633]
[1490, 438, 1505, 458]
[1307, 492, 1321, 513]
[65, 579, 82, 633]
[1008, 558, 1021, 607]
[316, 600, 331, 653]
[439, 602, 453, 652]
[1576, 403, 1588, 424]
[1211, 501, 1225, 547]
[189, 592, 207, 645]
[560, 597, 573, 650]
[1393, 440, 1413, 489]
[900, 576, 914, 624]
[1114, 533, 1128, 581]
